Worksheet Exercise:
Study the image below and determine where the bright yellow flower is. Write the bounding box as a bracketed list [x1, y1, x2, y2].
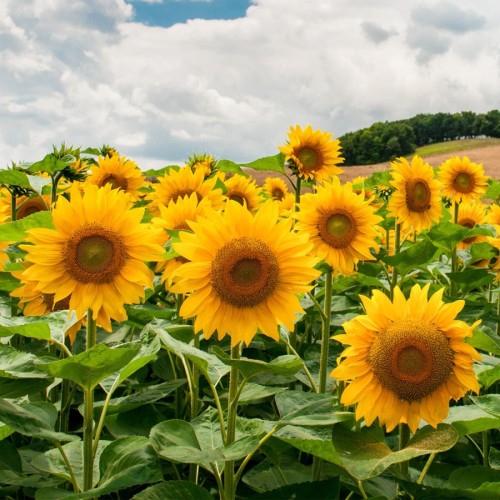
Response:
[19, 184, 165, 331]
[262, 177, 290, 201]
[186, 152, 217, 177]
[170, 200, 320, 346]
[453, 201, 488, 250]
[486, 204, 500, 235]
[279, 125, 343, 182]
[86, 154, 145, 201]
[387, 155, 442, 233]
[295, 176, 382, 276]
[331, 284, 481, 433]
[438, 156, 489, 203]
[223, 174, 264, 211]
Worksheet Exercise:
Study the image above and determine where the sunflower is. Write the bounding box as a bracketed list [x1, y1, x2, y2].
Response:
[170, 200, 320, 346]
[279, 125, 343, 182]
[295, 176, 382, 276]
[262, 177, 290, 201]
[186, 152, 217, 177]
[86, 154, 145, 201]
[438, 156, 489, 203]
[223, 173, 264, 211]
[16, 194, 50, 220]
[151, 193, 213, 288]
[147, 167, 225, 216]
[19, 183, 165, 331]
[331, 284, 481, 433]
[454, 201, 488, 250]
[486, 204, 500, 235]
[387, 155, 442, 233]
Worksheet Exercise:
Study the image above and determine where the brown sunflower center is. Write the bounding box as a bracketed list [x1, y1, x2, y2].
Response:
[102, 175, 128, 191]
[17, 197, 48, 220]
[65, 224, 126, 284]
[271, 188, 285, 201]
[211, 237, 279, 307]
[369, 318, 454, 401]
[453, 172, 474, 194]
[297, 147, 322, 171]
[406, 178, 431, 213]
[228, 193, 246, 205]
[170, 190, 200, 203]
[318, 210, 357, 249]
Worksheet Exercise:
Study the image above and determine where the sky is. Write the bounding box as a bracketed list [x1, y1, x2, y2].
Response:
[1, 0, 499, 171]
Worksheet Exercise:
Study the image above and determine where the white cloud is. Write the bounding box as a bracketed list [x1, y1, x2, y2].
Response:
[1, 0, 500, 171]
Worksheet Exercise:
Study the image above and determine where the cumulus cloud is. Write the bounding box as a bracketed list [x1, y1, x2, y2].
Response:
[1, 0, 500, 170]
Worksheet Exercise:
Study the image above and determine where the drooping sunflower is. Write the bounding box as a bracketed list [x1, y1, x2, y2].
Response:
[223, 173, 264, 211]
[279, 124, 344, 182]
[295, 176, 382, 276]
[86, 154, 145, 201]
[170, 200, 320, 346]
[151, 193, 213, 288]
[16, 194, 50, 220]
[454, 201, 488, 250]
[147, 167, 225, 216]
[19, 183, 165, 331]
[438, 156, 489, 203]
[387, 155, 442, 233]
[331, 284, 481, 433]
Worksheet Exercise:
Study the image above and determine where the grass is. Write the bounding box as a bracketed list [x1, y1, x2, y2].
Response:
[416, 137, 500, 157]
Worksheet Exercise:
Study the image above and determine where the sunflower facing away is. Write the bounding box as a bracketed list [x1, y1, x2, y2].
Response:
[387, 155, 442, 233]
[86, 154, 145, 201]
[295, 176, 382, 276]
[19, 183, 165, 331]
[438, 156, 489, 203]
[170, 200, 320, 346]
[279, 125, 344, 182]
[331, 284, 481, 433]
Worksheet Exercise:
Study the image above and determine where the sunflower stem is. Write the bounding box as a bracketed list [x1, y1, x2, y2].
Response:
[417, 452, 437, 485]
[450, 201, 460, 297]
[224, 343, 241, 500]
[482, 431, 489, 467]
[281, 334, 318, 393]
[390, 223, 401, 299]
[497, 291, 500, 337]
[356, 479, 368, 500]
[55, 441, 80, 492]
[398, 423, 411, 475]
[83, 309, 96, 492]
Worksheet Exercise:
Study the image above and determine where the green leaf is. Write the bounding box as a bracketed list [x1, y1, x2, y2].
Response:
[0, 271, 21, 292]
[470, 394, 500, 418]
[478, 363, 500, 390]
[468, 328, 500, 355]
[131, 481, 213, 500]
[427, 221, 470, 251]
[447, 268, 494, 293]
[124, 304, 175, 328]
[382, 238, 439, 276]
[0, 169, 31, 188]
[0, 344, 52, 379]
[275, 391, 353, 426]
[240, 153, 286, 173]
[444, 404, 500, 435]
[246, 478, 340, 500]
[0, 378, 51, 398]
[0, 316, 51, 340]
[37, 343, 140, 390]
[212, 346, 303, 378]
[332, 423, 458, 480]
[238, 382, 287, 405]
[217, 159, 245, 175]
[28, 153, 73, 175]
[0, 399, 77, 442]
[0, 211, 54, 241]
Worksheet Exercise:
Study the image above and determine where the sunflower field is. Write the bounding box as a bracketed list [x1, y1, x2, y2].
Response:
[0, 127, 500, 499]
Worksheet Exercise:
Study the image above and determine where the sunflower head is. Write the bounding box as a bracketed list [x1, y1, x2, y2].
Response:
[438, 156, 489, 203]
[331, 284, 481, 433]
[223, 174, 264, 211]
[262, 177, 290, 201]
[16, 194, 50, 220]
[454, 201, 488, 249]
[279, 125, 344, 182]
[186, 153, 217, 177]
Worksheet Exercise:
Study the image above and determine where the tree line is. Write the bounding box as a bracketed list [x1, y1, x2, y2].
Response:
[339, 110, 500, 166]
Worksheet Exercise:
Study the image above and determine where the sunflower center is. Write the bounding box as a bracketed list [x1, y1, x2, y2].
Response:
[211, 237, 279, 307]
[272, 188, 285, 201]
[297, 147, 321, 171]
[17, 197, 48, 220]
[369, 318, 454, 401]
[406, 178, 431, 213]
[453, 172, 474, 193]
[102, 175, 128, 191]
[228, 193, 246, 205]
[318, 210, 357, 249]
[65, 224, 126, 284]
[171, 190, 200, 203]
[458, 217, 475, 229]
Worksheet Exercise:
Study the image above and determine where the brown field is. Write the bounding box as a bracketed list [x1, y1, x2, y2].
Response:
[249, 145, 500, 188]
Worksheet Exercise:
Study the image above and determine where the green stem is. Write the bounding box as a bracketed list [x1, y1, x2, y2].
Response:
[224, 343, 241, 500]
[450, 201, 460, 297]
[307, 291, 328, 324]
[398, 423, 411, 475]
[10, 191, 17, 221]
[390, 223, 401, 299]
[356, 479, 368, 500]
[207, 378, 227, 443]
[497, 291, 500, 337]
[210, 463, 225, 500]
[55, 441, 80, 492]
[417, 452, 437, 485]
[281, 335, 318, 393]
[92, 387, 113, 458]
[83, 309, 96, 492]
[289, 176, 302, 351]
[482, 431, 489, 467]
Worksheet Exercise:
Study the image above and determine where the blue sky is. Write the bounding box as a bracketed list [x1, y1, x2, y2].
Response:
[128, 0, 252, 27]
[1, 0, 500, 170]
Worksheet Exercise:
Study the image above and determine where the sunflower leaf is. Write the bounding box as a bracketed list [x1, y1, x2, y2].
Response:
[444, 404, 500, 435]
[217, 159, 245, 175]
[427, 221, 470, 251]
[241, 153, 286, 173]
[382, 238, 439, 276]
[0, 211, 54, 241]
[447, 268, 494, 294]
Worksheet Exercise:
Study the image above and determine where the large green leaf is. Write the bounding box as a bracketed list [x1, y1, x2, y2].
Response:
[0, 378, 51, 398]
[0, 317, 51, 341]
[37, 343, 140, 390]
[469, 394, 500, 418]
[131, 481, 213, 500]
[0, 344, 52, 379]
[444, 404, 500, 435]
[427, 222, 470, 251]
[447, 268, 494, 294]
[468, 328, 500, 355]
[0, 211, 54, 241]
[240, 153, 286, 173]
[246, 478, 340, 500]
[0, 400, 77, 442]
[382, 238, 439, 276]
[0, 169, 32, 188]
[332, 423, 458, 480]
[27, 153, 74, 176]
[217, 159, 245, 175]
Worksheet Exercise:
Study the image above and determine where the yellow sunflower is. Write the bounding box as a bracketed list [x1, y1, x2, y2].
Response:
[16, 194, 51, 220]
[295, 176, 382, 276]
[19, 183, 165, 331]
[86, 154, 145, 201]
[387, 155, 442, 233]
[438, 156, 489, 203]
[454, 201, 488, 250]
[486, 204, 500, 235]
[147, 167, 225, 216]
[487, 236, 500, 278]
[331, 284, 481, 433]
[151, 193, 213, 288]
[262, 177, 290, 201]
[279, 124, 344, 182]
[170, 200, 320, 346]
[186, 152, 217, 177]
[223, 173, 264, 211]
